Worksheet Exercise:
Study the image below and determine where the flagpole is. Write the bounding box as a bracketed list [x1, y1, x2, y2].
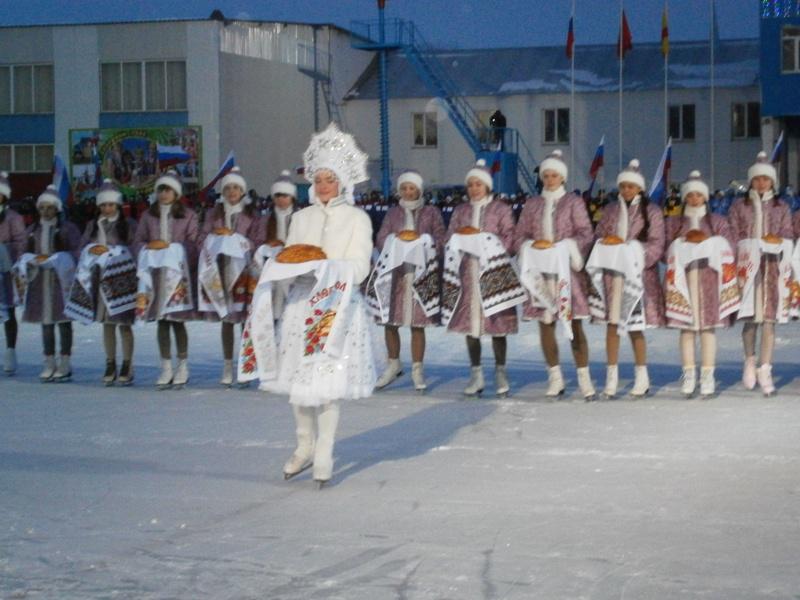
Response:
[664, 0, 669, 144]
[619, 0, 624, 173]
[570, 0, 576, 181]
[710, 0, 715, 191]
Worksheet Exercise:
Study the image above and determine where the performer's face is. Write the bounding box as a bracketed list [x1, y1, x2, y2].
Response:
[618, 182, 641, 202]
[466, 177, 489, 200]
[399, 182, 421, 201]
[38, 204, 58, 220]
[223, 184, 244, 205]
[99, 203, 118, 218]
[751, 176, 772, 195]
[273, 193, 293, 210]
[314, 170, 339, 204]
[685, 191, 705, 208]
[157, 186, 177, 205]
[541, 170, 563, 191]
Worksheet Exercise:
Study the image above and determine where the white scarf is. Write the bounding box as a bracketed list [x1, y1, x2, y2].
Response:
[617, 195, 641, 240]
[40, 217, 57, 255]
[223, 200, 244, 230]
[748, 189, 774, 239]
[274, 206, 293, 242]
[469, 195, 492, 229]
[684, 203, 706, 230]
[541, 186, 566, 241]
[97, 213, 119, 246]
[319, 195, 348, 216]
[158, 203, 172, 243]
[399, 197, 424, 230]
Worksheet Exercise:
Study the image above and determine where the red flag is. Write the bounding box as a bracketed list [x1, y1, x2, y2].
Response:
[565, 17, 575, 60]
[661, 7, 670, 57]
[617, 11, 633, 59]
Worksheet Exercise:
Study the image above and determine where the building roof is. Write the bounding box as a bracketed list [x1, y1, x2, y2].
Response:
[346, 38, 759, 100]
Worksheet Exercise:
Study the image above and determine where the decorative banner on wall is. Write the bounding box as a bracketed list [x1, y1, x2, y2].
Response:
[68, 126, 202, 203]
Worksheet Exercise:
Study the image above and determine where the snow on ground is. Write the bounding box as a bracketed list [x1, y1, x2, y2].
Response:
[2, 319, 800, 599]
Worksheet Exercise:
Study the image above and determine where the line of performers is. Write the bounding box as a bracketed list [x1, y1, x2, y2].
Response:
[2, 126, 800, 487]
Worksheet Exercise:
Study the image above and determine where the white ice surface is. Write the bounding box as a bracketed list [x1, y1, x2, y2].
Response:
[2, 318, 800, 599]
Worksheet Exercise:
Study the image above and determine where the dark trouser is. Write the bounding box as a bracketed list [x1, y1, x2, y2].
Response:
[42, 322, 73, 356]
[4, 308, 17, 349]
[157, 320, 188, 359]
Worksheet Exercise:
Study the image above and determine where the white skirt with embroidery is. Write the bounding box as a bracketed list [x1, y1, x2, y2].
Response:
[264, 279, 383, 407]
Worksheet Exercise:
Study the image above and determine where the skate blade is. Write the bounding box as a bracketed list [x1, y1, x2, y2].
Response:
[53, 374, 72, 383]
[284, 461, 313, 480]
[314, 479, 329, 490]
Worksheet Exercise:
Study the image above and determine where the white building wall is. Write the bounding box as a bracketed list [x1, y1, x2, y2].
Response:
[343, 85, 763, 193]
[186, 21, 221, 186]
[53, 27, 99, 162]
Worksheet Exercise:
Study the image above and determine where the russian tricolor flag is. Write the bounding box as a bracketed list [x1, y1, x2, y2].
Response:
[587, 135, 605, 193]
[51, 153, 72, 207]
[770, 131, 784, 163]
[157, 144, 192, 167]
[565, 17, 575, 60]
[199, 150, 236, 202]
[648, 138, 673, 205]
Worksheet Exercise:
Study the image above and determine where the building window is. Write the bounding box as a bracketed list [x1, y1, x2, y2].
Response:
[669, 104, 695, 141]
[101, 60, 187, 112]
[0, 144, 54, 173]
[732, 102, 761, 139]
[543, 108, 569, 144]
[0, 64, 54, 115]
[782, 26, 800, 73]
[412, 112, 437, 147]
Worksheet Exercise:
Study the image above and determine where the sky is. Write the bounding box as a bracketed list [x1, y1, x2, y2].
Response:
[2, 0, 759, 49]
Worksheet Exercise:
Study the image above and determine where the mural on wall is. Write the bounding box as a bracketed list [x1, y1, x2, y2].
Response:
[68, 126, 202, 203]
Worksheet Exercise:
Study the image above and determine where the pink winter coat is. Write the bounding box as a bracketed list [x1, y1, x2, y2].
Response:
[132, 204, 200, 321]
[593, 199, 666, 327]
[375, 204, 446, 327]
[21, 219, 82, 323]
[445, 198, 518, 336]
[513, 192, 594, 320]
[728, 196, 793, 322]
[0, 207, 26, 310]
[197, 205, 265, 323]
[664, 212, 736, 330]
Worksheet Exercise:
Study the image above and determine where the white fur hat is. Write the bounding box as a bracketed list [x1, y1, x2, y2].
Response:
[96, 178, 122, 205]
[616, 159, 646, 191]
[36, 184, 62, 212]
[539, 149, 568, 182]
[0, 171, 10, 199]
[397, 170, 424, 193]
[680, 170, 710, 201]
[747, 151, 778, 188]
[154, 170, 182, 197]
[271, 170, 297, 198]
[220, 166, 247, 193]
[465, 159, 493, 191]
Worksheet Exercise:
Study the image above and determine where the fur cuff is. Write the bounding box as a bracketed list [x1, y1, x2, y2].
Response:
[564, 238, 584, 271]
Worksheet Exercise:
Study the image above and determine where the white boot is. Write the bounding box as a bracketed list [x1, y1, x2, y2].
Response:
[283, 405, 316, 479]
[603, 364, 619, 399]
[156, 359, 173, 388]
[463, 366, 484, 397]
[53, 355, 72, 382]
[173, 358, 189, 387]
[545, 365, 565, 398]
[495, 365, 509, 397]
[220, 359, 234, 387]
[313, 403, 340, 486]
[700, 366, 715, 398]
[756, 363, 776, 397]
[681, 366, 696, 398]
[411, 362, 427, 392]
[742, 356, 757, 390]
[631, 365, 650, 398]
[375, 358, 402, 389]
[4, 348, 17, 375]
[39, 355, 56, 382]
[577, 366, 596, 401]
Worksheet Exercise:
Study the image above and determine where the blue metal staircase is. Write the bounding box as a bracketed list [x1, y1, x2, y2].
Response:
[351, 19, 539, 193]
